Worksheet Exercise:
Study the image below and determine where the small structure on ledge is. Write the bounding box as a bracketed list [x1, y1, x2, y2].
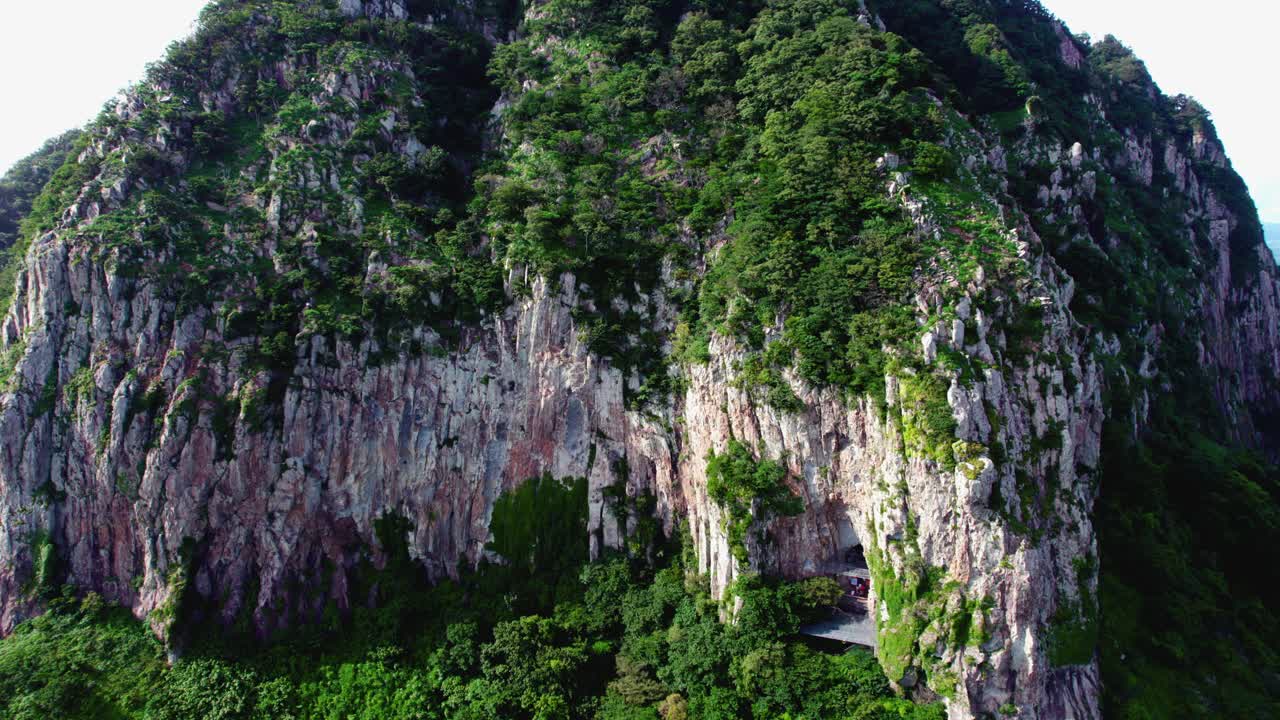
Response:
[799, 544, 876, 647]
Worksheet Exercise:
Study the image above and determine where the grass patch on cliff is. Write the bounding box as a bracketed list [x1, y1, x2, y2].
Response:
[896, 373, 958, 469]
[865, 531, 945, 685]
[705, 441, 804, 566]
[0, 338, 25, 389]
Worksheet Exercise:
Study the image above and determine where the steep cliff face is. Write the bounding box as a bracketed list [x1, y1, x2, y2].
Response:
[1, 1, 1277, 719]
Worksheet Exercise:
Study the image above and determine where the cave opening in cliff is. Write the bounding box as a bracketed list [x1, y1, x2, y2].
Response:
[797, 518, 876, 647]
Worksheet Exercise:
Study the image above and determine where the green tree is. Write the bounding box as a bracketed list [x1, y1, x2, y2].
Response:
[480, 615, 592, 718]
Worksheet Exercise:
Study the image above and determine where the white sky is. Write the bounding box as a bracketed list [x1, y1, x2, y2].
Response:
[0, 1, 1277, 222]
[1044, 0, 1280, 223]
[0, 0, 209, 169]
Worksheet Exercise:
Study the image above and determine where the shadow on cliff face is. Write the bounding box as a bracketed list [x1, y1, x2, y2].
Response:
[161, 474, 599, 654]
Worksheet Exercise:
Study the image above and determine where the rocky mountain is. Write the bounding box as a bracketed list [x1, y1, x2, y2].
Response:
[1266, 222, 1280, 259]
[0, 131, 83, 252]
[1, 1, 1277, 718]
[0, 130, 84, 304]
